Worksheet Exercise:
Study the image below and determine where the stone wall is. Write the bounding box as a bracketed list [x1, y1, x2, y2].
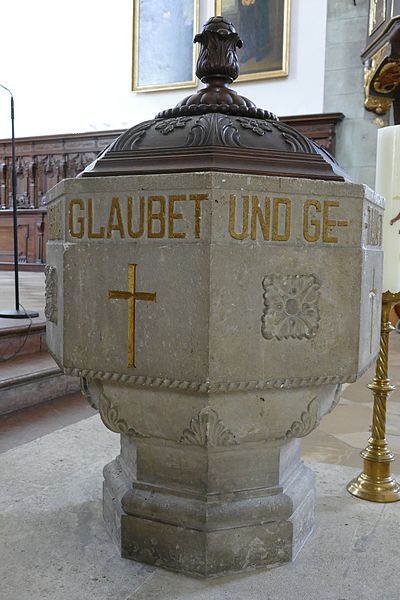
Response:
[324, 0, 391, 187]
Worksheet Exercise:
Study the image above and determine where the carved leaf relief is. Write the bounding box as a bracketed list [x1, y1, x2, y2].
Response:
[155, 116, 192, 134]
[99, 392, 147, 438]
[286, 397, 320, 439]
[44, 265, 58, 324]
[261, 274, 321, 341]
[187, 114, 241, 147]
[271, 122, 316, 153]
[237, 117, 272, 135]
[112, 120, 156, 151]
[80, 376, 101, 410]
[180, 406, 239, 447]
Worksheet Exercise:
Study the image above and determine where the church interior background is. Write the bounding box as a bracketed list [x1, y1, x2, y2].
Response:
[2, 1, 400, 598]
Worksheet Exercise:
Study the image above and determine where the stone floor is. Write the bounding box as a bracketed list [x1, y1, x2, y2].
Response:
[0, 271, 45, 329]
[2, 271, 400, 598]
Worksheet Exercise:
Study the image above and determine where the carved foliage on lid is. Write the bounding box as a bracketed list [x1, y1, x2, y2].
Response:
[194, 16, 243, 83]
[107, 113, 319, 156]
[187, 114, 241, 147]
[81, 17, 342, 179]
[271, 122, 316, 153]
[112, 120, 156, 152]
[237, 118, 273, 136]
[155, 16, 277, 121]
[155, 117, 192, 135]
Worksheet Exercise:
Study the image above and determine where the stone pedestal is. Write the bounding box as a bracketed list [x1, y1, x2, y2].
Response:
[96, 382, 337, 576]
[46, 171, 383, 576]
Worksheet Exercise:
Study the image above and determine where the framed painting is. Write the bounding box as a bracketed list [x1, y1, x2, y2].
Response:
[368, 0, 387, 35]
[132, 0, 199, 92]
[214, 0, 291, 82]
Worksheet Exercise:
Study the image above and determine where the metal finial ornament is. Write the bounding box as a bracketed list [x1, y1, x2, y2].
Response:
[347, 292, 400, 502]
[156, 16, 277, 121]
[83, 17, 346, 182]
[194, 17, 243, 83]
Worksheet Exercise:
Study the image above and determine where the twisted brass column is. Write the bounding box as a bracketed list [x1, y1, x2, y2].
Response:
[347, 292, 400, 502]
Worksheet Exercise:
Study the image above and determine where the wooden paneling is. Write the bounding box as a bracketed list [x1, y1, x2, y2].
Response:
[0, 210, 46, 267]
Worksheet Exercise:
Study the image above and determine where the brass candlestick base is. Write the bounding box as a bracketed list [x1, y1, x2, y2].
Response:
[347, 291, 400, 503]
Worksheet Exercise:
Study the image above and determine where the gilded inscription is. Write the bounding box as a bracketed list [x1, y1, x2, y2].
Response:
[67, 193, 351, 245]
[229, 194, 291, 241]
[69, 199, 84, 239]
[68, 194, 208, 240]
[168, 195, 186, 239]
[107, 197, 125, 238]
[88, 198, 105, 239]
[229, 194, 348, 243]
[303, 199, 348, 243]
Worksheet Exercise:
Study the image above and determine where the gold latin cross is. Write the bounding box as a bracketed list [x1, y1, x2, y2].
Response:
[369, 268, 377, 354]
[108, 263, 156, 368]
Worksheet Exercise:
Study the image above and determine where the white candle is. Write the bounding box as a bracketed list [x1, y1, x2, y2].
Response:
[376, 125, 400, 292]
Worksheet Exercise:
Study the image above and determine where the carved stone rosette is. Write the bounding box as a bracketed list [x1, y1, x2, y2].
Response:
[261, 274, 321, 341]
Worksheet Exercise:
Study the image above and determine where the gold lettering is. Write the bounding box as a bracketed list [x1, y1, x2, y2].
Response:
[148, 196, 166, 238]
[106, 197, 125, 239]
[87, 198, 105, 239]
[190, 194, 208, 239]
[251, 196, 270, 240]
[272, 198, 291, 241]
[168, 195, 186, 239]
[303, 199, 321, 242]
[68, 199, 85, 239]
[323, 200, 339, 243]
[127, 196, 145, 238]
[229, 194, 249, 240]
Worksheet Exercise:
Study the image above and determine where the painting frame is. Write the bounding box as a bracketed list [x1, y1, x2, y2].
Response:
[214, 0, 291, 83]
[132, 0, 200, 93]
[368, 0, 387, 35]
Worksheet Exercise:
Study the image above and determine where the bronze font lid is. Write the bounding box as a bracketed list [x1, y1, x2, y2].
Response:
[83, 17, 345, 181]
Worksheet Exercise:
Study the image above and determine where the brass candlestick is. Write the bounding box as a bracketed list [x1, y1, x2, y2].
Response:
[347, 291, 400, 502]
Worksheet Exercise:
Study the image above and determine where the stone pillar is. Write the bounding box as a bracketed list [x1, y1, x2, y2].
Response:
[99, 384, 332, 576]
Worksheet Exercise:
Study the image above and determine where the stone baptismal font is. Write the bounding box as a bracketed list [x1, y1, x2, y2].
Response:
[45, 18, 384, 577]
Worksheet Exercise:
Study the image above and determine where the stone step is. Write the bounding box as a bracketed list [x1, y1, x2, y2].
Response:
[0, 321, 47, 360]
[0, 352, 80, 415]
[0, 262, 45, 272]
